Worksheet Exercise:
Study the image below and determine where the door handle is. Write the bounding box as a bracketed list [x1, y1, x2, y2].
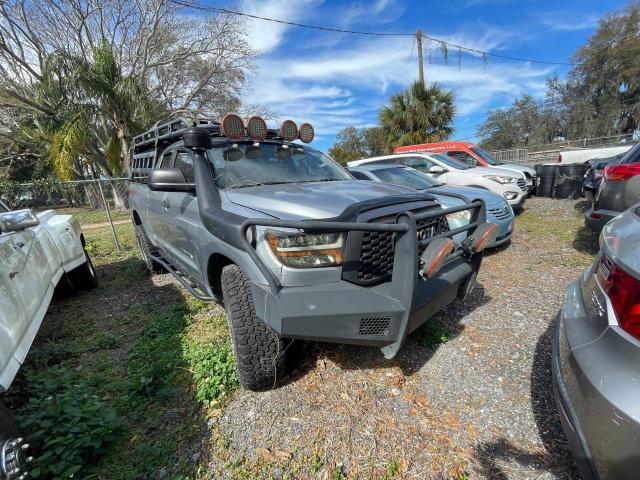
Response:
[13, 242, 25, 250]
[9, 271, 18, 279]
[162, 199, 170, 209]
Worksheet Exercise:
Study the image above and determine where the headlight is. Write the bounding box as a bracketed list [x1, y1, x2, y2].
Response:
[446, 209, 471, 222]
[483, 175, 516, 184]
[265, 230, 344, 268]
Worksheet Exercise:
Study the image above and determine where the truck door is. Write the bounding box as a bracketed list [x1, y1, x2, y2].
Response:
[162, 149, 201, 280]
[147, 148, 175, 252]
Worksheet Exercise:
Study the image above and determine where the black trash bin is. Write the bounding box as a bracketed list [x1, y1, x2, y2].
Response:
[537, 164, 556, 197]
[552, 164, 586, 199]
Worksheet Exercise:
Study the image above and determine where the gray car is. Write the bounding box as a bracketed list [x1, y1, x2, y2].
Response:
[553, 203, 640, 479]
[586, 142, 640, 231]
[348, 164, 514, 247]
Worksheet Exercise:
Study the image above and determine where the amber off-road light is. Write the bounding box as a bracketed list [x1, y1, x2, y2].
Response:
[418, 238, 455, 279]
[469, 223, 498, 253]
[279, 119, 298, 142]
[246, 116, 267, 141]
[221, 112, 245, 139]
[298, 123, 315, 143]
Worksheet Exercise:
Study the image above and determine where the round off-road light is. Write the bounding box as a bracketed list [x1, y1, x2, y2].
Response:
[418, 237, 455, 280]
[279, 119, 298, 142]
[470, 222, 498, 252]
[221, 112, 245, 139]
[298, 123, 315, 143]
[246, 116, 268, 141]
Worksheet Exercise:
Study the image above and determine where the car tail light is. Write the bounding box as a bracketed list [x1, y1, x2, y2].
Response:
[598, 256, 640, 339]
[604, 163, 640, 181]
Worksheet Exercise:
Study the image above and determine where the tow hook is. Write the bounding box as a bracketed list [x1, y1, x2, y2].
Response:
[1, 437, 33, 480]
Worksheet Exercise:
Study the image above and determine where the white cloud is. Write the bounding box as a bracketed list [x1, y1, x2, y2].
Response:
[240, 0, 323, 53]
[539, 12, 600, 32]
[239, 3, 554, 147]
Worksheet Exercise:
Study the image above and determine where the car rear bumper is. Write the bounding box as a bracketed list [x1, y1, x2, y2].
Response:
[554, 280, 640, 479]
[584, 207, 619, 231]
[250, 253, 477, 354]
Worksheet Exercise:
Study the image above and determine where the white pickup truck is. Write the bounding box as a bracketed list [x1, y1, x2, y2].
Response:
[0, 200, 97, 479]
[556, 144, 634, 164]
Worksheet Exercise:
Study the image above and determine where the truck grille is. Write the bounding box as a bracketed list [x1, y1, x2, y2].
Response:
[516, 178, 526, 191]
[487, 205, 513, 222]
[359, 317, 391, 336]
[357, 215, 450, 284]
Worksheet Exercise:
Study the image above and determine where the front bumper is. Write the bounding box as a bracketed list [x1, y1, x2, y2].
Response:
[584, 207, 619, 232]
[553, 280, 640, 479]
[241, 201, 488, 359]
[251, 253, 477, 350]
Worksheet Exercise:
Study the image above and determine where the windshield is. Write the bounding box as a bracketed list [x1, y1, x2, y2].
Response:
[431, 153, 473, 170]
[621, 142, 640, 164]
[207, 142, 352, 188]
[374, 167, 441, 190]
[471, 146, 504, 165]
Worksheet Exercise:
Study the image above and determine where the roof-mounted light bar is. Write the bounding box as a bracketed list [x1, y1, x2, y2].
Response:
[298, 123, 315, 143]
[279, 119, 298, 142]
[246, 116, 268, 141]
[221, 113, 245, 140]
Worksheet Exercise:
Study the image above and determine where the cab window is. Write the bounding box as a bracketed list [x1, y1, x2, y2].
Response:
[399, 156, 433, 174]
[157, 150, 174, 169]
[447, 151, 478, 166]
[174, 150, 195, 183]
[351, 171, 372, 180]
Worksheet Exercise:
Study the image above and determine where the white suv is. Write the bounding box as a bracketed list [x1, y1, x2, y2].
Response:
[348, 152, 529, 208]
[0, 200, 96, 474]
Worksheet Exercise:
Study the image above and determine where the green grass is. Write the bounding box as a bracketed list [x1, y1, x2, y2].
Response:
[413, 321, 450, 349]
[7, 229, 237, 479]
[55, 206, 130, 226]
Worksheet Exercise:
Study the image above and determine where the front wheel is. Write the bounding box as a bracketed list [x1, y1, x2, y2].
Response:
[67, 249, 98, 291]
[135, 224, 163, 274]
[221, 264, 288, 391]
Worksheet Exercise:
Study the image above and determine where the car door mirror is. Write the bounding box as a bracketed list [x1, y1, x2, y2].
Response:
[429, 165, 446, 174]
[0, 209, 39, 232]
[148, 168, 196, 193]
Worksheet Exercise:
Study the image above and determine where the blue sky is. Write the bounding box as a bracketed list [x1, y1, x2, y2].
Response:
[231, 0, 627, 152]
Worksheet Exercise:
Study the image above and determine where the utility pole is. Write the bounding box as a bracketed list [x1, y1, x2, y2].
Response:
[416, 29, 424, 85]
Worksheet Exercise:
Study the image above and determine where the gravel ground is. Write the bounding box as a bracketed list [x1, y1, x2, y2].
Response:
[208, 197, 598, 479]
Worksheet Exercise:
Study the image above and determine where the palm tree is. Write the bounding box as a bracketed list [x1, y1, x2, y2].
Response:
[379, 81, 455, 151]
[41, 41, 155, 207]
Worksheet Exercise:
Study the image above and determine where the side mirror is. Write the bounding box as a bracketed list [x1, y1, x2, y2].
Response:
[0, 209, 39, 232]
[148, 168, 195, 193]
[429, 165, 446, 174]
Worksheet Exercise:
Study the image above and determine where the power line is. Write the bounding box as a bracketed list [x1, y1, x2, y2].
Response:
[169, 0, 581, 66]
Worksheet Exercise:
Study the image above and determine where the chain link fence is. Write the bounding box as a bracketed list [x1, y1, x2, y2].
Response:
[0, 178, 131, 251]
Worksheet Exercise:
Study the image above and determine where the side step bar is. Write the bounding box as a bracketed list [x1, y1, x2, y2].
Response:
[149, 253, 214, 301]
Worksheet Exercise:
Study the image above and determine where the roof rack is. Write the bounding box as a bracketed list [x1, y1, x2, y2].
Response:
[133, 117, 221, 153]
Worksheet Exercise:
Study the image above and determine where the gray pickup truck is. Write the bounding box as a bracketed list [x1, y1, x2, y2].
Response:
[129, 115, 498, 390]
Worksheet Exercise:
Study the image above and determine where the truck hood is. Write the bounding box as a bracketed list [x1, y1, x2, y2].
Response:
[466, 166, 523, 178]
[224, 180, 421, 220]
[428, 185, 506, 208]
[492, 164, 536, 176]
